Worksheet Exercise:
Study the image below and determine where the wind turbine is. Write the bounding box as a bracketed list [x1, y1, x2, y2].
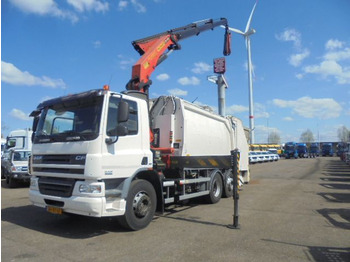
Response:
[224, 1, 258, 144]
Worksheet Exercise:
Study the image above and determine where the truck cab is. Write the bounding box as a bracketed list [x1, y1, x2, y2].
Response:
[284, 142, 298, 159]
[297, 143, 307, 158]
[29, 89, 153, 219]
[322, 143, 334, 156]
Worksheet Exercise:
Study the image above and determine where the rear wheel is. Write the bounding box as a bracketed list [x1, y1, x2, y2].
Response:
[118, 179, 156, 231]
[222, 170, 233, 198]
[205, 171, 223, 204]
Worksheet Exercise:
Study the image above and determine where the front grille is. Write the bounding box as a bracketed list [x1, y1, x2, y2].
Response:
[33, 154, 86, 165]
[39, 177, 76, 197]
[33, 167, 84, 175]
[32, 154, 86, 176]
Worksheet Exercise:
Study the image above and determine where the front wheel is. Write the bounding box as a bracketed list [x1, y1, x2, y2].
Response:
[117, 179, 156, 231]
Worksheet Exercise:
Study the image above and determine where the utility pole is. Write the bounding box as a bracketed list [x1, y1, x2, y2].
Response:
[208, 57, 228, 117]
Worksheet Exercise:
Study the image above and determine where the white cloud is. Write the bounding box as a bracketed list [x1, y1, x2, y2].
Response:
[156, 73, 170, 81]
[276, 28, 301, 48]
[283, 117, 294, 121]
[273, 96, 342, 119]
[67, 0, 109, 13]
[301, 39, 350, 84]
[1, 61, 66, 89]
[118, 55, 135, 70]
[178, 76, 200, 86]
[295, 73, 304, 80]
[226, 104, 249, 114]
[325, 39, 344, 50]
[254, 103, 270, 119]
[289, 49, 310, 67]
[10, 109, 31, 121]
[303, 60, 350, 84]
[118, 0, 128, 11]
[131, 0, 146, 13]
[9, 0, 78, 23]
[323, 47, 350, 61]
[93, 40, 101, 48]
[168, 88, 188, 96]
[192, 62, 212, 74]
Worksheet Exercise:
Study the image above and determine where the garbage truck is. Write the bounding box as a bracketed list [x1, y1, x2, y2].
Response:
[28, 18, 250, 230]
[29, 89, 249, 230]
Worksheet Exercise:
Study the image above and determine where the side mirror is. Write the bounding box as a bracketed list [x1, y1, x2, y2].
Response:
[116, 125, 128, 136]
[118, 101, 129, 123]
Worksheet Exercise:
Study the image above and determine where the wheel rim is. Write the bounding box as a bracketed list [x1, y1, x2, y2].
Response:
[213, 179, 221, 198]
[133, 191, 152, 218]
[226, 176, 233, 193]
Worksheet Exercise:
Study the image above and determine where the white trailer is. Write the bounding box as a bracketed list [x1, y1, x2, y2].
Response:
[29, 89, 249, 230]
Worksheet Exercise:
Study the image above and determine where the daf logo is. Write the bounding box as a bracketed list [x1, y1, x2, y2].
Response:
[75, 155, 86, 161]
[33, 155, 43, 160]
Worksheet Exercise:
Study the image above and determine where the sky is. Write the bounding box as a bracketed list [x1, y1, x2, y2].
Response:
[1, 0, 350, 143]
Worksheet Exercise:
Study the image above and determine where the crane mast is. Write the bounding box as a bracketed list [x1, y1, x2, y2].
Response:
[126, 18, 231, 94]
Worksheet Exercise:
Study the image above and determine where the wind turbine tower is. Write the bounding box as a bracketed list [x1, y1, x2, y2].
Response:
[225, 1, 258, 144]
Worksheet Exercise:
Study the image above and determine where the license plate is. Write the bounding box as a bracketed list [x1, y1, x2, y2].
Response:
[47, 206, 63, 215]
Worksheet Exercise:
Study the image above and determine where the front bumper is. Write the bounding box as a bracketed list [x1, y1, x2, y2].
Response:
[10, 173, 30, 182]
[29, 178, 127, 217]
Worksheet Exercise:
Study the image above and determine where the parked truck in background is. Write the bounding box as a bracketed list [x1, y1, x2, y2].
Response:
[297, 143, 308, 158]
[309, 143, 320, 158]
[2, 149, 31, 187]
[284, 142, 298, 159]
[322, 143, 334, 156]
[28, 18, 250, 231]
[6, 129, 33, 151]
[2, 129, 33, 179]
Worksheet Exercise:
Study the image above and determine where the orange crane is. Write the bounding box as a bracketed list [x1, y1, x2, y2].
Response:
[126, 18, 232, 94]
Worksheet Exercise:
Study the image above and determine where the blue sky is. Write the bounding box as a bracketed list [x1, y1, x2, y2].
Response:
[1, 0, 350, 143]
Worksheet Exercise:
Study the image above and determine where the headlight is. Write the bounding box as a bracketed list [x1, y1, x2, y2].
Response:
[12, 166, 23, 172]
[30, 177, 39, 190]
[79, 184, 102, 194]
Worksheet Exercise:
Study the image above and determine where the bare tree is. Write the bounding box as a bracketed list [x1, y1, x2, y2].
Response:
[1, 121, 9, 138]
[337, 126, 349, 142]
[300, 129, 314, 143]
[268, 131, 281, 144]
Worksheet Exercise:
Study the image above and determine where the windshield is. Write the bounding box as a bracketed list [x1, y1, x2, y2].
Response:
[13, 151, 31, 161]
[34, 95, 103, 143]
[285, 145, 295, 150]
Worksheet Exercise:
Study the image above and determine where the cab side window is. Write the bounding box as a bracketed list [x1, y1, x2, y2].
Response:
[107, 97, 138, 136]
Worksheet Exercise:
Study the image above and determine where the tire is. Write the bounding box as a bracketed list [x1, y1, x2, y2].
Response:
[205, 171, 223, 204]
[118, 179, 156, 231]
[222, 170, 233, 198]
[9, 176, 17, 188]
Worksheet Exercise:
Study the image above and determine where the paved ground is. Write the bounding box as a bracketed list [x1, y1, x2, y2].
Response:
[1, 157, 350, 262]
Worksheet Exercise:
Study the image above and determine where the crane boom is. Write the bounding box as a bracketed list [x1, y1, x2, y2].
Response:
[126, 18, 231, 93]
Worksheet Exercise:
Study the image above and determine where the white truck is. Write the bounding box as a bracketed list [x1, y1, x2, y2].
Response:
[29, 89, 249, 230]
[6, 129, 33, 151]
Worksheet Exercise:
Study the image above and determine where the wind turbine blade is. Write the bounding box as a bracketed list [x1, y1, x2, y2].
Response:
[246, 37, 256, 80]
[220, 25, 244, 35]
[228, 26, 245, 35]
[245, 1, 258, 33]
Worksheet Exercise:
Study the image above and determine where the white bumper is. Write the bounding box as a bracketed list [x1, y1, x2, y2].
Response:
[29, 189, 126, 217]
